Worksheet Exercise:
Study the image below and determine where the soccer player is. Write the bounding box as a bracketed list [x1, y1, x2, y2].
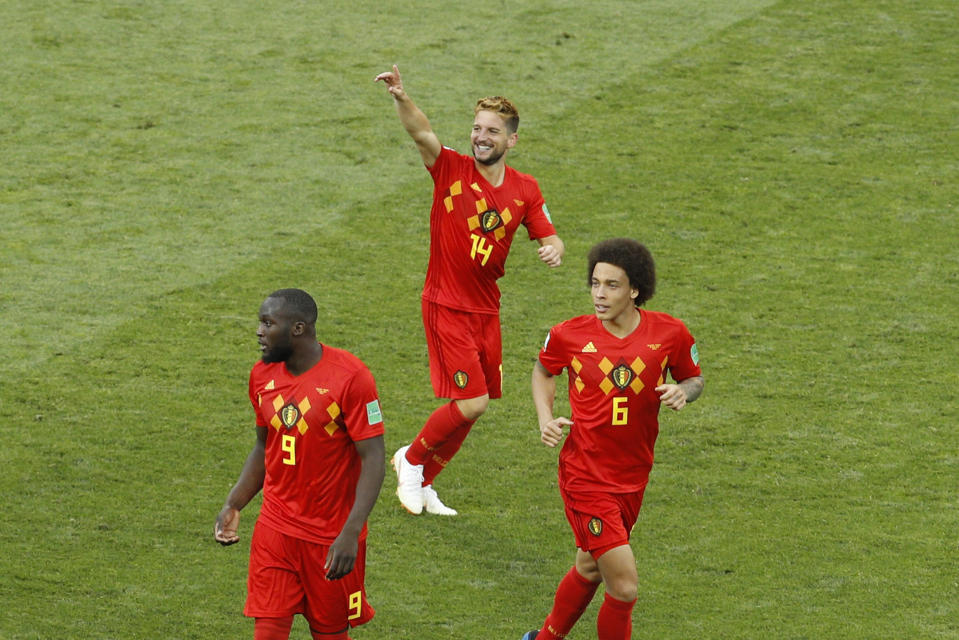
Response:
[214, 288, 386, 640]
[374, 64, 565, 516]
[522, 239, 704, 640]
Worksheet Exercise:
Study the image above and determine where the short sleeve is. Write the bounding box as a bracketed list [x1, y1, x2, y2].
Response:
[339, 365, 386, 441]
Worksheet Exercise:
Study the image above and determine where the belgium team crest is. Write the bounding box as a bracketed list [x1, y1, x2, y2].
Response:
[280, 403, 301, 430]
[588, 517, 603, 536]
[611, 364, 635, 390]
[479, 209, 504, 234]
[453, 370, 469, 389]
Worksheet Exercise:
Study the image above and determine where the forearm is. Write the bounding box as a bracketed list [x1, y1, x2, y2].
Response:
[678, 376, 704, 404]
[392, 93, 434, 146]
[224, 438, 265, 511]
[340, 436, 385, 537]
[531, 362, 557, 425]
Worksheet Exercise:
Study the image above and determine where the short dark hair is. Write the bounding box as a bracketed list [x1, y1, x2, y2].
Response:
[587, 239, 656, 307]
[267, 288, 318, 324]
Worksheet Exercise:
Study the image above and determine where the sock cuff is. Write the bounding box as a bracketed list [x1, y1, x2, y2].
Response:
[603, 592, 637, 611]
[447, 399, 468, 424]
[568, 566, 597, 589]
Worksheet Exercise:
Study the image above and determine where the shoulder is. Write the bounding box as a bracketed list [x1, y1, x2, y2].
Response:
[438, 145, 470, 166]
[430, 146, 471, 177]
[641, 310, 693, 336]
[549, 314, 597, 342]
[321, 344, 371, 374]
[504, 165, 541, 192]
[250, 359, 277, 381]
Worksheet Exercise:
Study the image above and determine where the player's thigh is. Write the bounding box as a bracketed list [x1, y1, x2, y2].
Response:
[476, 311, 503, 399]
[422, 301, 489, 398]
[244, 522, 305, 618]
[561, 489, 644, 558]
[300, 539, 375, 632]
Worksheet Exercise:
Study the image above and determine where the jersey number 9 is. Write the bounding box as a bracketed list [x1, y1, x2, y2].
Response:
[281, 434, 296, 465]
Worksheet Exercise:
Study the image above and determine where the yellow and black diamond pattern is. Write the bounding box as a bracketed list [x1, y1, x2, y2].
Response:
[262, 381, 344, 437]
[569, 357, 651, 396]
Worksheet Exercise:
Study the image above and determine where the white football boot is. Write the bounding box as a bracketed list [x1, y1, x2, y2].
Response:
[392, 445, 424, 515]
[423, 485, 458, 516]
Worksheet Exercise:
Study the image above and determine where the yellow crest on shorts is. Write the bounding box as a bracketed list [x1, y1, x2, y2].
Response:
[453, 370, 469, 389]
[588, 517, 603, 536]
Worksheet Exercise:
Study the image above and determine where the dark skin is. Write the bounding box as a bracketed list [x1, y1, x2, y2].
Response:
[214, 296, 386, 580]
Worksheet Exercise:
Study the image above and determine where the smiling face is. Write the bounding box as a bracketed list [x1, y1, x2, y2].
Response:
[590, 262, 639, 326]
[257, 297, 295, 364]
[470, 109, 517, 166]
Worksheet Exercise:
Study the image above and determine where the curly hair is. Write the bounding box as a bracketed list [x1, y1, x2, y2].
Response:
[586, 239, 656, 307]
[475, 96, 519, 134]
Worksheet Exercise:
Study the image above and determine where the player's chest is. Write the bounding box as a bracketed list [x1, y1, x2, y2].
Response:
[568, 344, 670, 396]
[438, 179, 526, 241]
[256, 379, 346, 438]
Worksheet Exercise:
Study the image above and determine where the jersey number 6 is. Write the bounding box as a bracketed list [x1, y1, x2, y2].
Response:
[612, 397, 629, 426]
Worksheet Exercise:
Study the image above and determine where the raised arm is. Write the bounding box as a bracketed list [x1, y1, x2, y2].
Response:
[532, 360, 572, 447]
[214, 426, 267, 545]
[324, 434, 386, 580]
[374, 64, 442, 168]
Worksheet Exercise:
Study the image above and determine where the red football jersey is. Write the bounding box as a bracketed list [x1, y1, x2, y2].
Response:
[248, 345, 385, 544]
[538, 311, 701, 493]
[423, 146, 557, 314]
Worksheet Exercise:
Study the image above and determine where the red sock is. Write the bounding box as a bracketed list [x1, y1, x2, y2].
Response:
[596, 592, 635, 640]
[423, 417, 474, 485]
[254, 616, 293, 640]
[405, 401, 471, 468]
[540, 567, 600, 639]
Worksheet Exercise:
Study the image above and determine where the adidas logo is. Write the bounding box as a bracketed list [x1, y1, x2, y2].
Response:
[316, 387, 329, 395]
[582, 342, 597, 353]
[647, 344, 662, 350]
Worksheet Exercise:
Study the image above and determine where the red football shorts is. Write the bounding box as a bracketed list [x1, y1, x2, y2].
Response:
[421, 299, 502, 400]
[560, 487, 646, 559]
[244, 520, 375, 632]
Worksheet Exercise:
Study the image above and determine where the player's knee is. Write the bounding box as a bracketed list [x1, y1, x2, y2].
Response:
[576, 556, 603, 582]
[604, 575, 638, 602]
[455, 395, 489, 421]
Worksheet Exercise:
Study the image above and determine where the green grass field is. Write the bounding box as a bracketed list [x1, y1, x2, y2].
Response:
[2, 1, 956, 638]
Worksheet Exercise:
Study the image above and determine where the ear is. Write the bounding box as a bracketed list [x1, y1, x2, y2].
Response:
[291, 321, 306, 337]
[630, 288, 639, 301]
[507, 132, 518, 149]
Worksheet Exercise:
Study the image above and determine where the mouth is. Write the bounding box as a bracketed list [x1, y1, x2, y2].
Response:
[594, 304, 609, 314]
[474, 143, 493, 154]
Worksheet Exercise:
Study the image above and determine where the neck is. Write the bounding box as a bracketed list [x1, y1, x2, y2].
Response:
[475, 160, 506, 187]
[286, 341, 323, 376]
[602, 308, 641, 338]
